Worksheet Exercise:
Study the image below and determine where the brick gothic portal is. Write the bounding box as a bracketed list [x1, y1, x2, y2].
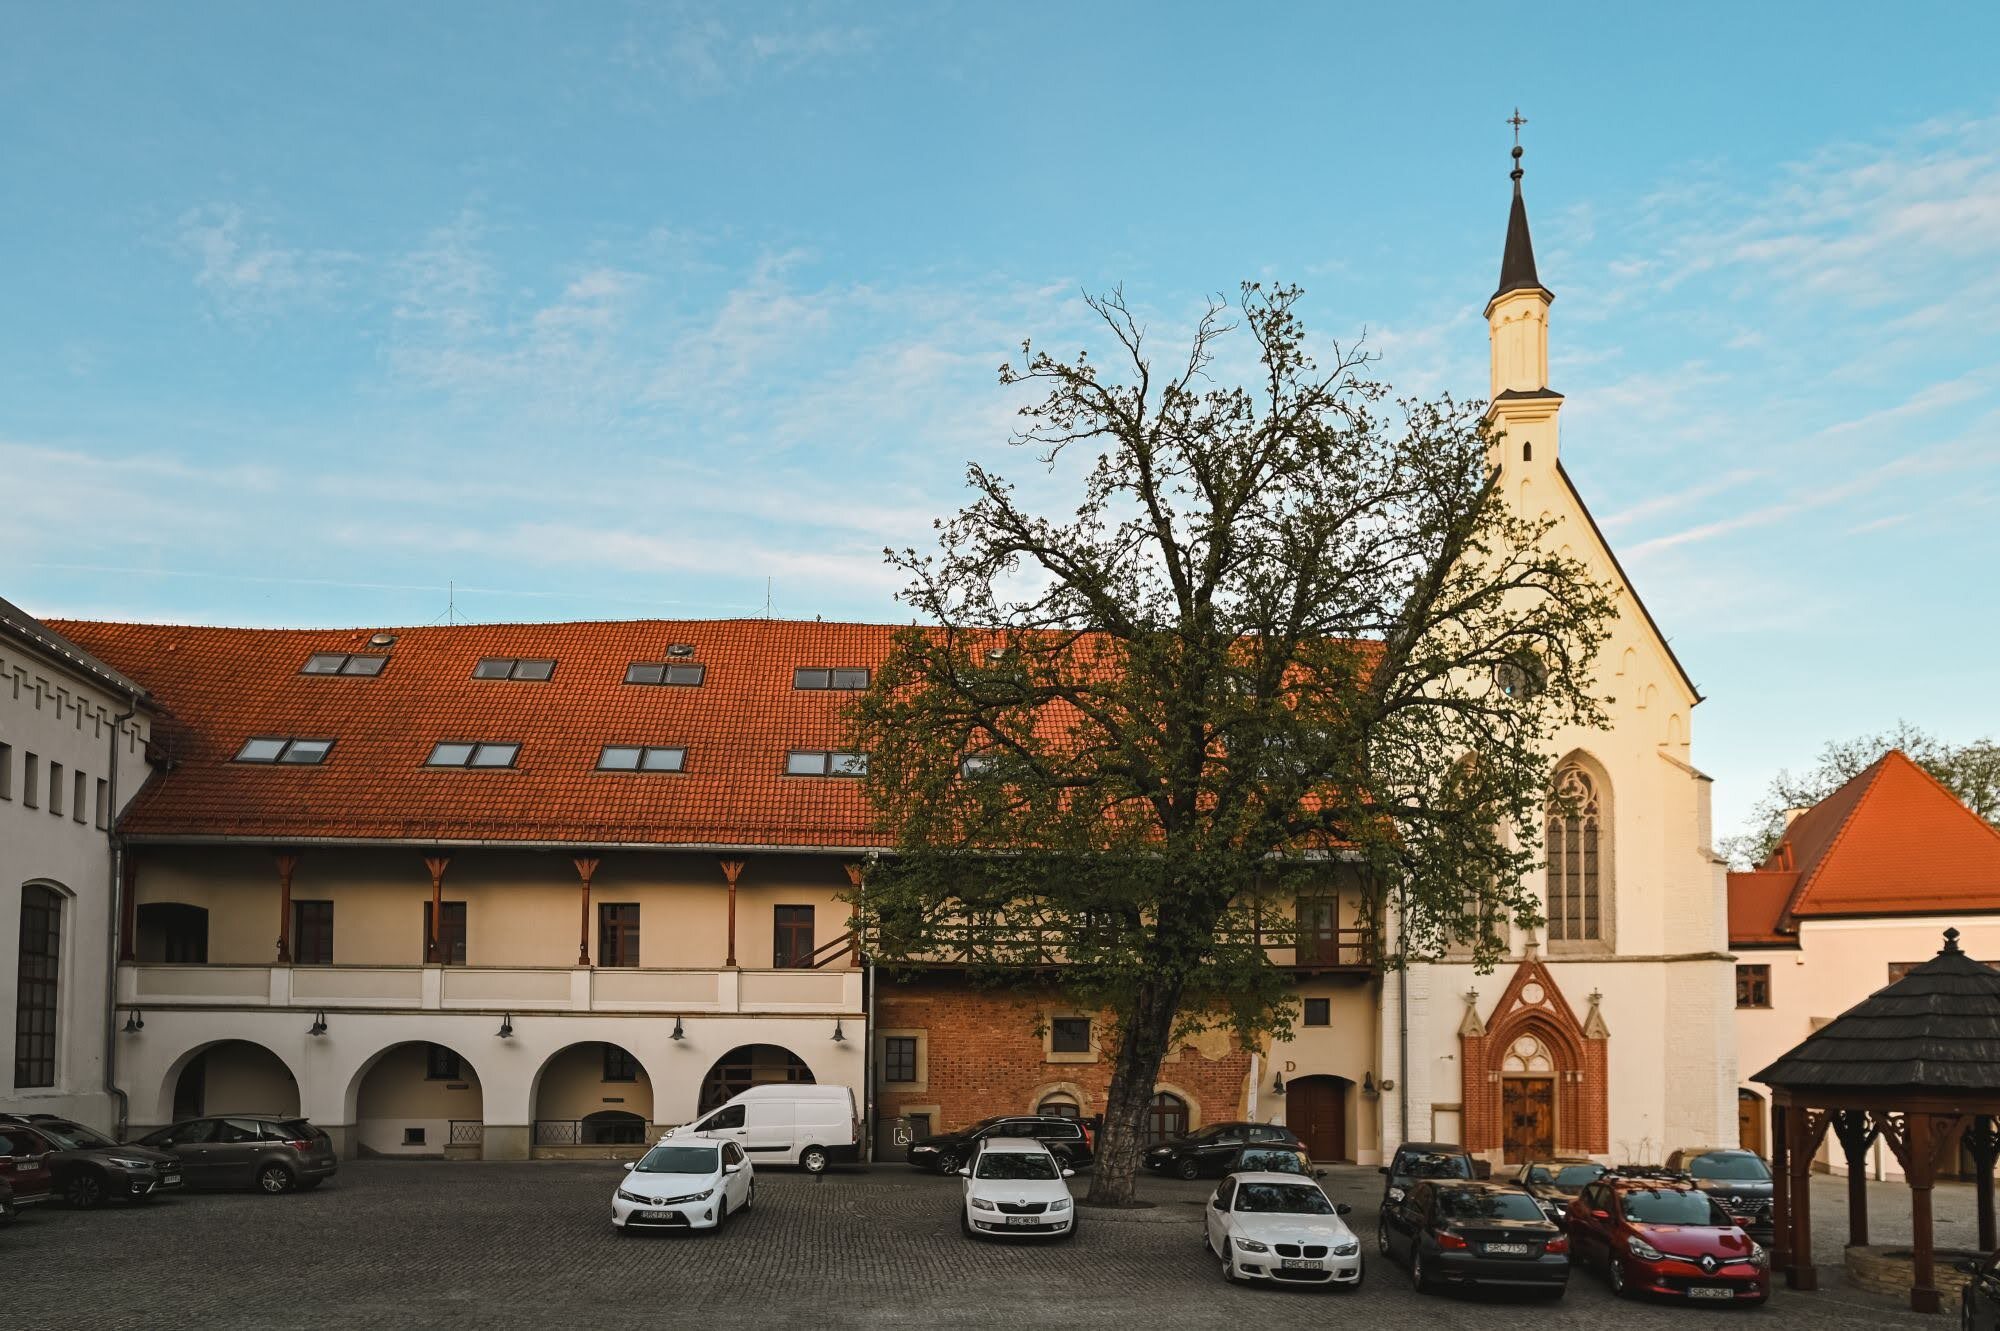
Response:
[1460, 957, 1608, 1160]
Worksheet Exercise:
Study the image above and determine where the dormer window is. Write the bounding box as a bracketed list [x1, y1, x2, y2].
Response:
[960, 754, 999, 780]
[625, 662, 706, 686]
[235, 737, 335, 765]
[597, 745, 687, 773]
[786, 750, 868, 777]
[793, 668, 870, 691]
[473, 658, 556, 681]
[426, 742, 521, 768]
[301, 653, 388, 677]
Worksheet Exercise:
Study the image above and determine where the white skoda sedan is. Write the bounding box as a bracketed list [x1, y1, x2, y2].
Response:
[959, 1138, 1077, 1240]
[612, 1138, 753, 1233]
[1205, 1172, 1363, 1288]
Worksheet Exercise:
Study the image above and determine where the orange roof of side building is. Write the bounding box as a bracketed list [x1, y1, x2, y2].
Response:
[1727, 749, 2000, 948]
[49, 617, 907, 850]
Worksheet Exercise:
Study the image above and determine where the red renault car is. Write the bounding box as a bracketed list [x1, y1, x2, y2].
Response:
[0, 1121, 57, 1213]
[1566, 1169, 1769, 1306]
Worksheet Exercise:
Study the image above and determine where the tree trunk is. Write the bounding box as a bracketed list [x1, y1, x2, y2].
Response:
[1084, 973, 1184, 1206]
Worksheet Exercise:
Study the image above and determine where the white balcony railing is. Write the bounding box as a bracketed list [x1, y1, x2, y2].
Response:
[118, 964, 863, 1015]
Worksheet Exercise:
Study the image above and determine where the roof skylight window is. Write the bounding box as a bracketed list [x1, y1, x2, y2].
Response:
[597, 745, 688, 773]
[793, 668, 870, 690]
[625, 662, 706, 686]
[426, 742, 521, 768]
[301, 653, 388, 677]
[235, 737, 335, 765]
[786, 750, 868, 777]
[473, 658, 556, 681]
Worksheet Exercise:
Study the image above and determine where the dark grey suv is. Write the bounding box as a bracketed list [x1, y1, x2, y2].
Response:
[1, 1113, 183, 1208]
[137, 1115, 338, 1194]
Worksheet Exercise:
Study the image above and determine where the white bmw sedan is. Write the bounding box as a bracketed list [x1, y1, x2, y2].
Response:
[1205, 1172, 1363, 1288]
[612, 1138, 753, 1233]
[959, 1138, 1077, 1240]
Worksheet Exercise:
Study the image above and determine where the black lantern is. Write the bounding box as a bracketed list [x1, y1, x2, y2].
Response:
[121, 1009, 144, 1034]
[832, 1018, 847, 1043]
[496, 1012, 514, 1039]
[671, 1015, 686, 1041]
[308, 1010, 328, 1037]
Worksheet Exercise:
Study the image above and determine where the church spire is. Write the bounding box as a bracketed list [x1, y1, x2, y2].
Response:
[1484, 112, 1561, 474]
[1495, 144, 1544, 301]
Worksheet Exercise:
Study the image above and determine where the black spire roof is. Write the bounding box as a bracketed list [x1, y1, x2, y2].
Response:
[1494, 145, 1548, 303]
[1753, 929, 2000, 1094]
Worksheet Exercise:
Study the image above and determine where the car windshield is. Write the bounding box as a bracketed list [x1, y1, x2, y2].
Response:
[30, 1120, 118, 1150]
[1235, 1182, 1333, 1214]
[1437, 1190, 1545, 1222]
[1686, 1152, 1770, 1181]
[1402, 1153, 1472, 1180]
[1526, 1163, 1604, 1187]
[976, 1152, 1059, 1180]
[1623, 1188, 1725, 1225]
[635, 1145, 719, 1175]
[1235, 1149, 1307, 1175]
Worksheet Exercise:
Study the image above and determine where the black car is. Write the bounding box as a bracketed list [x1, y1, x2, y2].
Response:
[1381, 1141, 1479, 1208]
[1, 1113, 183, 1209]
[1960, 1251, 2000, 1329]
[1145, 1122, 1302, 1180]
[136, 1114, 339, 1193]
[906, 1115, 1093, 1174]
[1506, 1158, 1606, 1221]
[1664, 1148, 1774, 1240]
[1380, 1180, 1570, 1296]
[0, 1176, 14, 1223]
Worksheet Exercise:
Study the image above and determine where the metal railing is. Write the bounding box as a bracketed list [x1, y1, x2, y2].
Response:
[533, 1119, 648, 1147]
[533, 1120, 582, 1146]
[448, 1120, 484, 1146]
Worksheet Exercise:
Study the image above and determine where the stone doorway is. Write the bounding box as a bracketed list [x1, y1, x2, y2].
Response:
[1502, 1076, 1555, 1162]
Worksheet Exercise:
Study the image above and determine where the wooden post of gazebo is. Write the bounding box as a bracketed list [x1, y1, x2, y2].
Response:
[1831, 1109, 1877, 1248]
[1968, 1116, 2000, 1255]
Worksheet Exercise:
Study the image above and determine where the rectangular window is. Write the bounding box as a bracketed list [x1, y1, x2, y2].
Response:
[48, 761, 63, 817]
[23, 752, 38, 808]
[774, 905, 816, 968]
[1050, 1017, 1091, 1053]
[424, 1044, 462, 1080]
[785, 750, 868, 777]
[0, 742, 11, 800]
[473, 657, 556, 681]
[94, 778, 108, 830]
[425, 742, 519, 768]
[234, 737, 335, 765]
[292, 900, 334, 965]
[71, 769, 86, 824]
[792, 667, 870, 690]
[14, 885, 62, 1088]
[424, 901, 467, 965]
[624, 662, 705, 686]
[402, 1127, 428, 1146]
[1303, 997, 1330, 1027]
[301, 652, 388, 676]
[603, 1044, 638, 1082]
[883, 1036, 918, 1083]
[596, 745, 687, 772]
[598, 903, 640, 968]
[1735, 964, 1771, 1009]
[906, 1112, 932, 1138]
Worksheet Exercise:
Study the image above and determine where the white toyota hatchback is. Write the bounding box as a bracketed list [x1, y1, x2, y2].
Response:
[959, 1138, 1077, 1240]
[612, 1138, 754, 1233]
[1205, 1171, 1363, 1288]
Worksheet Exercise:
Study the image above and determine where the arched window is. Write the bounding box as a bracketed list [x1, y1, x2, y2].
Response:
[15, 886, 65, 1087]
[1545, 765, 1605, 943]
[1146, 1092, 1188, 1145]
[1037, 1093, 1080, 1119]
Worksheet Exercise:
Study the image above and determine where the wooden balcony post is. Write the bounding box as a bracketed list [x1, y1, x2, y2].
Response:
[423, 855, 452, 963]
[719, 859, 745, 968]
[573, 857, 599, 966]
[274, 853, 299, 964]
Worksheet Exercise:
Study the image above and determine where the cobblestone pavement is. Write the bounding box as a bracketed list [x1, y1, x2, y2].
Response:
[6, 1160, 1965, 1329]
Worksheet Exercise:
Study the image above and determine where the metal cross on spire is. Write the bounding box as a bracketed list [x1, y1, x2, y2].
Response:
[1507, 108, 1528, 147]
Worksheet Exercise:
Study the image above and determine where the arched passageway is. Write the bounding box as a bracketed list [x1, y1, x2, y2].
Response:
[698, 1044, 813, 1113]
[353, 1042, 485, 1156]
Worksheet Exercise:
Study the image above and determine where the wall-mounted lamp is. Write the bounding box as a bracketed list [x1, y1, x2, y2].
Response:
[496, 1012, 514, 1039]
[122, 1009, 144, 1034]
[671, 1016, 686, 1041]
[832, 1018, 847, 1043]
[308, 1010, 328, 1037]
[1362, 1071, 1376, 1096]
[1271, 1070, 1286, 1095]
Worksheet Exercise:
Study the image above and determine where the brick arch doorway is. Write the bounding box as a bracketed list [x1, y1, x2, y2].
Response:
[1285, 1075, 1350, 1163]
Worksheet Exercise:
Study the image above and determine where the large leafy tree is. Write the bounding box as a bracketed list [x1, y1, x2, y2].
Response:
[851, 285, 1613, 1205]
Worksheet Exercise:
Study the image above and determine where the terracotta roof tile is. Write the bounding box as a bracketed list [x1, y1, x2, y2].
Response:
[1726, 870, 1799, 947]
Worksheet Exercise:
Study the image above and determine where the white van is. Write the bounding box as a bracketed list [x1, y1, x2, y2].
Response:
[670, 1084, 859, 1173]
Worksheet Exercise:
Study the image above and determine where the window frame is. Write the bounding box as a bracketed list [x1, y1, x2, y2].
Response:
[424, 741, 521, 769]
[624, 662, 706, 687]
[424, 1044, 463, 1081]
[423, 901, 468, 966]
[472, 657, 557, 681]
[1302, 997, 1331, 1027]
[773, 904, 816, 968]
[882, 1036, 918, 1084]
[292, 899, 334, 965]
[1050, 1016, 1091, 1054]
[792, 667, 870, 691]
[234, 737, 336, 765]
[595, 745, 688, 773]
[785, 750, 869, 777]
[1735, 963, 1772, 1009]
[598, 902, 641, 968]
[13, 885, 63, 1088]
[301, 652, 389, 677]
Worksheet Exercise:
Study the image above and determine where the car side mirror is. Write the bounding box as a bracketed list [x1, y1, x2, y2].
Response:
[623, 1162, 636, 1172]
[958, 1167, 972, 1177]
[723, 1163, 741, 1174]
[1314, 1168, 1328, 1179]
[1061, 1168, 1075, 1178]
[1335, 1202, 1352, 1216]
[1592, 1209, 1610, 1220]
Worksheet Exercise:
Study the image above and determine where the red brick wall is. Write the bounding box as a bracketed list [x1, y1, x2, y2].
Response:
[874, 975, 1254, 1136]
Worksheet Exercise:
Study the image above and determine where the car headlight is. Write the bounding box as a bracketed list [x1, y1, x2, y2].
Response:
[1332, 1241, 1360, 1257]
[910, 1145, 936, 1154]
[107, 1156, 154, 1170]
[1627, 1235, 1664, 1261]
[617, 1188, 648, 1203]
[1235, 1239, 1270, 1253]
[1148, 1145, 1172, 1156]
[663, 1188, 714, 1205]
[969, 1197, 998, 1211]
[1749, 1242, 1769, 1269]
[1387, 1186, 1406, 1203]
[1048, 1197, 1071, 1212]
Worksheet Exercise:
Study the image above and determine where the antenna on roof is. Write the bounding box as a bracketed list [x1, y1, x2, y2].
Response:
[449, 580, 457, 626]
[765, 577, 773, 619]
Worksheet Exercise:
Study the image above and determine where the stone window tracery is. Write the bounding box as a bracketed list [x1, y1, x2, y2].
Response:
[1545, 764, 1606, 943]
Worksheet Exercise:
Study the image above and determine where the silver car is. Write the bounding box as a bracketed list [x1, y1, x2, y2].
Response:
[136, 1114, 338, 1194]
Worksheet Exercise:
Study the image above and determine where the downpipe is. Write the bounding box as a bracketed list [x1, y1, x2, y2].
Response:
[102, 690, 139, 1136]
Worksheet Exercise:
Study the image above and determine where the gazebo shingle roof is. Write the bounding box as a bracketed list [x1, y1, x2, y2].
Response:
[1753, 929, 2000, 1095]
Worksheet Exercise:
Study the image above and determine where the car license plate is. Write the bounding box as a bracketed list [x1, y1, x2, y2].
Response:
[639, 1210, 673, 1220]
[14, 1162, 32, 1172]
[1004, 1215, 1042, 1226]
[1688, 1287, 1734, 1300]
[1280, 1258, 1323, 1270]
[1485, 1242, 1530, 1255]
[163, 1174, 181, 1186]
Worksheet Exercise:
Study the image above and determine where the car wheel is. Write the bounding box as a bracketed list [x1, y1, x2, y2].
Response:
[1057, 1218, 1077, 1242]
[960, 1209, 975, 1238]
[743, 1179, 754, 1211]
[1411, 1249, 1435, 1294]
[714, 1198, 729, 1231]
[1176, 1157, 1202, 1181]
[1221, 1238, 1239, 1283]
[1608, 1258, 1629, 1297]
[932, 1152, 959, 1176]
[63, 1170, 107, 1209]
[256, 1163, 295, 1195]
[1376, 1223, 1391, 1256]
[800, 1146, 829, 1174]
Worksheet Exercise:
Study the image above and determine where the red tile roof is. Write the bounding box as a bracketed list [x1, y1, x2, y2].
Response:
[1725, 870, 1798, 948]
[1726, 750, 2000, 945]
[50, 617, 909, 849]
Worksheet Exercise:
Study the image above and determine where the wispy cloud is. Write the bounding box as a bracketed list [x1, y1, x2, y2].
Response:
[615, 7, 873, 97]
[172, 204, 357, 320]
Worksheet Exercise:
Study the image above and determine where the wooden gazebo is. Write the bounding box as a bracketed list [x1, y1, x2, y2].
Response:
[1755, 928, 2000, 1313]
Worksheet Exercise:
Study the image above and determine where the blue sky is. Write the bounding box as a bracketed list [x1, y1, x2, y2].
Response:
[4, 2, 1997, 840]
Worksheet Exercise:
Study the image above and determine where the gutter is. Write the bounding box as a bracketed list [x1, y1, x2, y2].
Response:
[103, 689, 140, 1137]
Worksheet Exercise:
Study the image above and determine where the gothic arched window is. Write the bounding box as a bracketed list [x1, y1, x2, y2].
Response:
[1545, 765, 1605, 943]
